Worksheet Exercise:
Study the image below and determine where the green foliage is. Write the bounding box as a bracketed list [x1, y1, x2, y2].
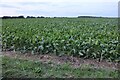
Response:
[2, 18, 119, 61]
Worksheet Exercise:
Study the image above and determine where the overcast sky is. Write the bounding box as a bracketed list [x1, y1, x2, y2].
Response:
[0, 0, 119, 17]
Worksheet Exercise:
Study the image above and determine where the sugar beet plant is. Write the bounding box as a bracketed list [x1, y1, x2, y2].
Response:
[2, 18, 120, 62]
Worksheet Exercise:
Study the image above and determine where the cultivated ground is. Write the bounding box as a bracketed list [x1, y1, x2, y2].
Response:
[1, 18, 120, 78]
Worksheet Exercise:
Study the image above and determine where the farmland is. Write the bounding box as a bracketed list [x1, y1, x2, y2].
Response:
[2, 18, 119, 61]
[1, 18, 120, 78]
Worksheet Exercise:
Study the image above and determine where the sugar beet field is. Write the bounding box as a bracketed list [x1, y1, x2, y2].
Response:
[2, 18, 119, 61]
[1, 18, 120, 78]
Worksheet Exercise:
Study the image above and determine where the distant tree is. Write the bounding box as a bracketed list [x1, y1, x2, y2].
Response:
[37, 16, 45, 18]
[18, 16, 24, 18]
[54, 17, 57, 18]
[37, 16, 40, 18]
[31, 16, 36, 18]
[78, 16, 102, 18]
[46, 17, 50, 18]
[2, 16, 11, 19]
[26, 16, 30, 18]
[40, 16, 45, 18]
[26, 16, 36, 18]
[12, 16, 18, 18]
[2, 16, 24, 19]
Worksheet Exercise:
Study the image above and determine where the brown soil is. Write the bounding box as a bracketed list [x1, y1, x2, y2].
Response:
[2, 51, 120, 70]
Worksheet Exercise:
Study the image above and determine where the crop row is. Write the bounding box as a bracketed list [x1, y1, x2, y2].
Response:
[2, 18, 119, 61]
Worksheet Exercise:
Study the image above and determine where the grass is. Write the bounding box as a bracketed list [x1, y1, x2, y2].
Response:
[2, 56, 119, 78]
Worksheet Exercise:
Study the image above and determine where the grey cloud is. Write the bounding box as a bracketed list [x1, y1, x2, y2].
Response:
[0, 4, 20, 9]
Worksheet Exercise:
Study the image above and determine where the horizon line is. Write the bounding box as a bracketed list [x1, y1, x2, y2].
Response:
[0, 15, 118, 18]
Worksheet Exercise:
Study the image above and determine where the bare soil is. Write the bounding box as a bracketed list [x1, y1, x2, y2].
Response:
[2, 51, 120, 70]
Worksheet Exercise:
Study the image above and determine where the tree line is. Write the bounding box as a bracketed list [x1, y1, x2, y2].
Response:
[1, 15, 104, 19]
[1, 16, 45, 19]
